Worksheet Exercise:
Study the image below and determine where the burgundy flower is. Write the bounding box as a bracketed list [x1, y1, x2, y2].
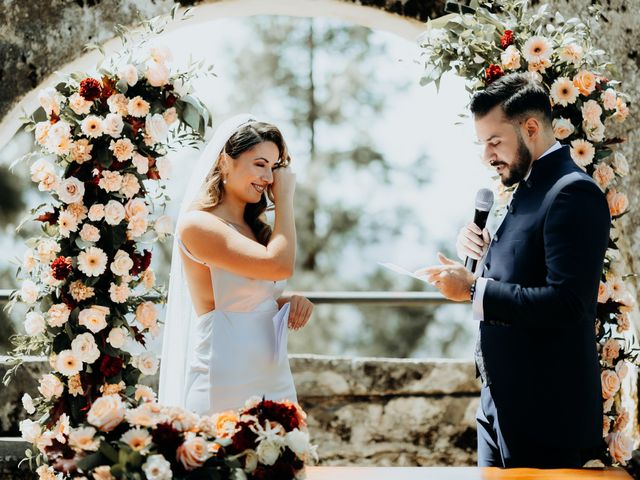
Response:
[485, 64, 505, 84]
[163, 93, 177, 108]
[36, 210, 59, 225]
[79, 78, 102, 101]
[100, 75, 116, 102]
[231, 421, 259, 452]
[152, 422, 184, 472]
[99, 355, 124, 378]
[500, 30, 514, 49]
[131, 250, 152, 276]
[126, 116, 146, 136]
[244, 399, 302, 431]
[51, 256, 73, 280]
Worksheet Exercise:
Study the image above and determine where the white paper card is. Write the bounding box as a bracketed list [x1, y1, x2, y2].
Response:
[272, 302, 290, 363]
[378, 262, 430, 283]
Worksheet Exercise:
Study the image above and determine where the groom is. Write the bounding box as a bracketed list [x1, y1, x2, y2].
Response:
[419, 72, 609, 468]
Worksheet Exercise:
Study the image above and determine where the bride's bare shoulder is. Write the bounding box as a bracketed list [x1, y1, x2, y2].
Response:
[177, 210, 228, 237]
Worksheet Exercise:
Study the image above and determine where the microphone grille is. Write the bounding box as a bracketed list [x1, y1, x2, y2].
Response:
[475, 188, 494, 212]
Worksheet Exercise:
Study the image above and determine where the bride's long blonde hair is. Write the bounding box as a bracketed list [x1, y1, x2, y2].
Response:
[191, 122, 291, 245]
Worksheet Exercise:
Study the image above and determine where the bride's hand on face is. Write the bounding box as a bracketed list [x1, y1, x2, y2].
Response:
[272, 166, 296, 204]
[288, 295, 313, 331]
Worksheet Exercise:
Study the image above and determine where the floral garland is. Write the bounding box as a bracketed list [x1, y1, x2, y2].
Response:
[419, 0, 638, 466]
[6, 9, 316, 480]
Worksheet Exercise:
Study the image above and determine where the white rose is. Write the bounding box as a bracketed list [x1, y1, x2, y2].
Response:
[125, 198, 149, 220]
[87, 394, 125, 432]
[132, 152, 149, 174]
[20, 280, 40, 304]
[71, 332, 101, 364]
[118, 64, 139, 87]
[30, 157, 55, 182]
[104, 200, 126, 225]
[110, 250, 133, 276]
[38, 373, 64, 400]
[146, 60, 170, 88]
[156, 157, 171, 179]
[38, 87, 60, 116]
[23, 249, 37, 273]
[285, 429, 313, 459]
[20, 419, 42, 443]
[103, 113, 124, 138]
[107, 327, 128, 349]
[142, 454, 173, 480]
[79, 223, 100, 243]
[135, 352, 159, 376]
[22, 393, 35, 414]
[57, 177, 85, 204]
[145, 114, 169, 144]
[127, 215, 149, 238]
[78, 305, 110, 333]
[25, 311, 46, 335]
[154, 215, 173, 235]
[612, 152, 629, 176]
[120, 173, 140, 199]
[257, 438, 282, 466]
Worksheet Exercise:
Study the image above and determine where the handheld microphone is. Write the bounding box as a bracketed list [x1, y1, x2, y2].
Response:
[464, 188, 494, 274]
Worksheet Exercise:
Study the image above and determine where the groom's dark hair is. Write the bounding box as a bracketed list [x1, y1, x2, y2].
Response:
[470, 72, 552, 124]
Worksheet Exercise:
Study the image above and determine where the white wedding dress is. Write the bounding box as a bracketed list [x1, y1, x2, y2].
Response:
[176, 232, 298, 415]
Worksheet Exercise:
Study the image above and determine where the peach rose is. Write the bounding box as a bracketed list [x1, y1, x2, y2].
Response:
[612, 152, 629, 177]
[602, 89, 617, 110]
[615, 360, 629, 380]
[107, 93, 129, 116]
[614, 410, 629, 432]
[92, 465, 116, 480]
[601, 338, 620, 365]
[592, 163, 615, 190]
[120, 174, 140, 199]
[70, 139, 93, 164]
[68, 92, 92, 116]
[128, 215, 149, 238]
[573, 70, 597, 96]
[552, 117, 574, 140]
[109, 138, 135, 162]
[176, 433, 210, 471]
[79, 223, 100, 243]
[20, 279, 40, 304]
[601, 369, 620, 399]
[107, 326, 128, 349]
[109, 282, 131, 304]
[87, 394, 125, 432]
[88, 204, 105, 222]
[103, 113, 124, 138]
[606, 189, 629, 217]
[132, 152, 150, 174]
[607, 432, 632, 465]
[558, 43, 583, 65]
[78, 305, 110, 333]
[47, 303, 71, 328]
[99, 170, 123, 193]
[118, 64, 138, 87]
[136, 302, 158, 329]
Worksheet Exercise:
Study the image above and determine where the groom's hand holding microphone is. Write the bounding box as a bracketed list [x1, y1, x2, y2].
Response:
[415, 189, 494, 302]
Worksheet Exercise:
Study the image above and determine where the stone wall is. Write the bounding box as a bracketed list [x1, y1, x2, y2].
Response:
[0, 355, 480, 469]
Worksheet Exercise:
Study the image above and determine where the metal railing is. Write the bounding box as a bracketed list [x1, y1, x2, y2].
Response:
[1, 289, 454, 307]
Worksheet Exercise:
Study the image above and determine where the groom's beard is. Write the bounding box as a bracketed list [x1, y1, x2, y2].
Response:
[501, 134, 533, 187]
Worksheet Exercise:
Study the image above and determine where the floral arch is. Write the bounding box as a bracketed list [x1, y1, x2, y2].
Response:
[3, 0, 639, 478]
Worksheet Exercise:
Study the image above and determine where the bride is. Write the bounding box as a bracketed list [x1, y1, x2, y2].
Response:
[159, 114, 313, 414]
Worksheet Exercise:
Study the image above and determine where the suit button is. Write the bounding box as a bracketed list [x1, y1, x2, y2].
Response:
[494, 234, 499, 243]
[508, 204, 515, 214]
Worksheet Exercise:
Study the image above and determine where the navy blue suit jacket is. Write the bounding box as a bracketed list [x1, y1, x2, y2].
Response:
[479, 145, 609, 449]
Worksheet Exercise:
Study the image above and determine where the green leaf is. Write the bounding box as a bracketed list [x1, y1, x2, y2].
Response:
[76, 452, 106, 472]
[99, 442, 119, 463]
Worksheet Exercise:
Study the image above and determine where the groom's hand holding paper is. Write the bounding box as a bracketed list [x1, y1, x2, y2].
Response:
[415, 252, 475, 302]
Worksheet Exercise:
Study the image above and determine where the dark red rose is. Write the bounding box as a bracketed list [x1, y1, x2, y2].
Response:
[231, 421, 259, 452]
[500, 30, 514, 49]
[152, 422, 184, 473]
[164, 94, 177, 108]
[130, 250, 152, 276]
[244, 399, 302, 431]
[100, 76, 116, 101]
[99, 355, 124, 378]
[127, 116, 146, 136]
[485, 64, 505, 84]
[36, 210, 59, 225]
[79, 78, 102, 101]
[51, 256, 73, 280]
